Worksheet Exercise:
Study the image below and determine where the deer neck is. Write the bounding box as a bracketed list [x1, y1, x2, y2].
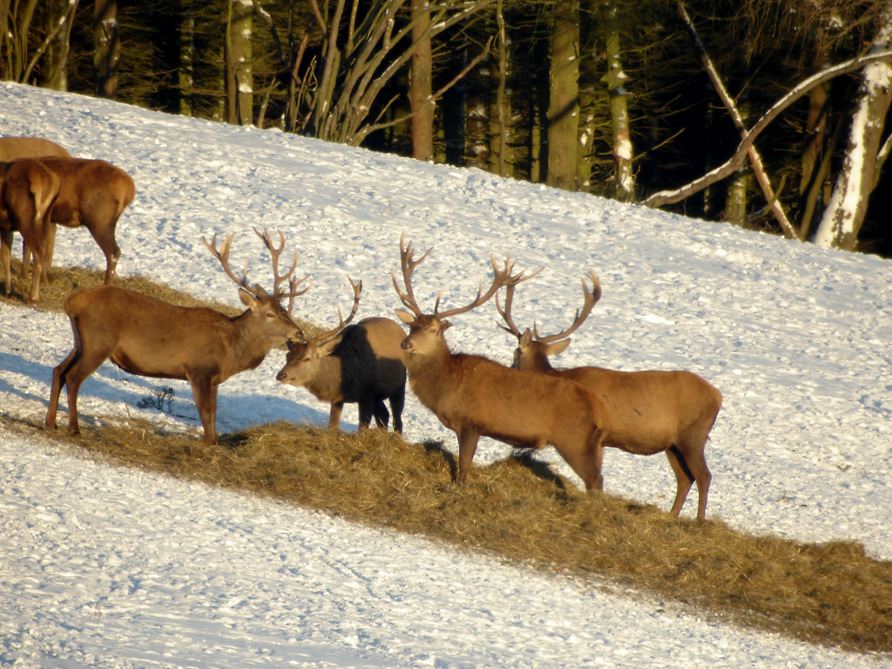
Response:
[304, 355, 344, 403]
[405, 343, 457, 409]
[228, 311, 274, 371]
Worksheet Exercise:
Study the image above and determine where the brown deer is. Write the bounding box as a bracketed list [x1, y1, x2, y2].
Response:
[0, 137, 71, 161]
[0, 137, 71, 284]
[28, 157, 135, 284]
[276, 277, 408, 433]
[0, 159, 60, 302]
[392, 234, 607, 489]
[46, 229, 309, 445]
[496, 271, 722, 520]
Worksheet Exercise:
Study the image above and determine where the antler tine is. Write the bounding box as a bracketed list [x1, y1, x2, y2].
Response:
[309, 276, 362, 346]
[203, 232, 264, 298]
[253, 227, 300, 296]
[391, 232, 432, 317]
[534, 270, 602, 344]
[285, 274, 312, 315]
[436, 255, 538, 320]
[495, 260, 544, 336]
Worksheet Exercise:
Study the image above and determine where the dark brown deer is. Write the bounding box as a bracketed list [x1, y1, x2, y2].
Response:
[0, 138, 71, 284]
[29, 157, 135, 284]
[276, 277, 408, 433]
[46, 229, 309, 445]
[0, 159, 60, 302]
[392, 234, 607, 489]
[496, 271, 722, 520]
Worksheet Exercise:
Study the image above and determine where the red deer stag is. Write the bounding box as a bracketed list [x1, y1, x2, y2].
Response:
[27, 157, 135, 284]
[0, 159, 60, 302]
[392, 234, 608, 489]
[276, 277, 408, 433]
[46, 229, 309, 445]
[496, 272, 722, 520]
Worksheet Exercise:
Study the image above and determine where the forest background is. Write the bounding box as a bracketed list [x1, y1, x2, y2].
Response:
[3, 0, 892, 257]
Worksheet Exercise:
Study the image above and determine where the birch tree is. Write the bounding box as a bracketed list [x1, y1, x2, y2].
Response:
[813, 2, 892, 250]
[602, 0, 633, 201]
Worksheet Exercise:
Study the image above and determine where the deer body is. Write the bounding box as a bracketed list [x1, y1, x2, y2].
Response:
[35, 157, 135, 283]
[0, 159, 60, 302]
[498, 273, 721, 520]
[278, 317, 408, 432]
[391, 235, 605, 488]
[46, 230, 307, 445]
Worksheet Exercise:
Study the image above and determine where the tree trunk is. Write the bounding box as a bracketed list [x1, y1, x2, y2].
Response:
[602, 0, 633, 201]
[94, 0, 120, 99]
[179, 14, 195, 116]
[546, 0, 580, 191]
[489, 0, 510, 177]
[814, 3, 892, 250]
[227, 0, 253, 126]
[410, 0, 434, 162]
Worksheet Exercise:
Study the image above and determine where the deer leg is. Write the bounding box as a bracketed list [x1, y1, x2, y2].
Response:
[46, 349, 79, 429]
[187, 374, 217, 445]
[456, 428, 481, 484]
[20, 233, 43, 303]
[558, 429, 604, 492]
[1, 230, 12, 295]
[328, 402, 344, 429]
[357, 397, 375, 430]
[665, 446, 695, 518]
[41, 223, 55, 284]
[371, 397, 390, 430]
[390, 386, 405, 434]
[674, 443, 711, 521]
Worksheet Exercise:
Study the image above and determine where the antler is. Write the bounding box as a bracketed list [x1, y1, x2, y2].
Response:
[204, 232, 266, 299]
[435, 256, 541, 320]
[391, 232, 432, 317]
[533, 271, 602, 344]
[253, 227, 311, 301]
[495, 264, 544, 337]
[308, 276, 362, 346]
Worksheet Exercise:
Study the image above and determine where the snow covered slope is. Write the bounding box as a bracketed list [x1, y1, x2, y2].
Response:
[0, 81, 890, 667]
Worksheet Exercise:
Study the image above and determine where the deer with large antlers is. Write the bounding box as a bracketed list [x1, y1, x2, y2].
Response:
[276, 277, 408, 433]
[46, 228, 308, 445]
[496, 272, 722, 520]
[392, 234, 607, 489]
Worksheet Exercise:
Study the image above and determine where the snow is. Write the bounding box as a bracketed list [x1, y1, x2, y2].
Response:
[1, 81, 891, 667]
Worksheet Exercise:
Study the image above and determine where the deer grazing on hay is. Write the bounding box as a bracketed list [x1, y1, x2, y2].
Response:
[392, 234, 607, 489]
[276, 277, 408, 433]
[0, 159, 60, 303]
[496, 271, 722, 520]
[46, 228, 309, 445]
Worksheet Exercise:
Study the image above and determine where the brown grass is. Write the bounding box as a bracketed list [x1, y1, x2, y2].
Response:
[2, 263, 891, 656]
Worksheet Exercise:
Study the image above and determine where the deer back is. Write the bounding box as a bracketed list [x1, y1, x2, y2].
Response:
[0, 137, 70, 161]
[37, 157, 135, 227]
[67, 285, 299, 382]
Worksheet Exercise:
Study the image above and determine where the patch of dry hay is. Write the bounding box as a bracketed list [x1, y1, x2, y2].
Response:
[7, 415, 888, 656]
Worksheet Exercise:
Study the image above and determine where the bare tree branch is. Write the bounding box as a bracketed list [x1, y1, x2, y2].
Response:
[643, 49, 892, 209]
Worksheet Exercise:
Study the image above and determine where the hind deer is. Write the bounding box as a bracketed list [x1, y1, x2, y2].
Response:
[0, 159, 60, 302]
[496, 271, 722, 520]
[26, 157, 135, 285]
[46, 228, 309, 445]
[276, 277, 408, 433]
[392, 234, 607, 490]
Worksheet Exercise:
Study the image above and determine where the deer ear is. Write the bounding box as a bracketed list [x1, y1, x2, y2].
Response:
[318, 335, 343, 356]
[519, 328, 533, 348]
[239, 288, 259, 308]
[395, 309, 415, 325]
[546, 339, 572, 356]
[440, 319, 452, 332]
